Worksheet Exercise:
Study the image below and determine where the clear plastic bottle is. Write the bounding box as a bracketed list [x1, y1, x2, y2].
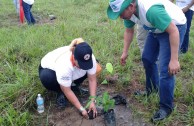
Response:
[36, 94, 44, 113]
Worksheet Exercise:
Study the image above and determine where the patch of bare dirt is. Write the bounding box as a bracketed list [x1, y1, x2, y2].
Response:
[13, 90, 28, 110]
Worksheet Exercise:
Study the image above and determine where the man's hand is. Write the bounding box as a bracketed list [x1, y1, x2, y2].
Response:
[182, 7, 189, 13]
[168, 60, 180, 75]
[182, 0, 194, 13]
[120, 52, 128, 66]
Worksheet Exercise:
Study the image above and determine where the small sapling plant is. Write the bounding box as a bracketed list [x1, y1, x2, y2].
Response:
[101, 63, 113, 84]
[95, 92, 115, 112]
[85, 63, 116, 125]
[96, 92, 116, 126]
[85, 92, 116, 126]
[85, 92, 115, 112]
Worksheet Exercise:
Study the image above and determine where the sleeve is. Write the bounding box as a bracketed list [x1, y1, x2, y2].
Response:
[124, 19, 135, 28]
[146, 4, 171, 32]
[87, 55, 97, 75]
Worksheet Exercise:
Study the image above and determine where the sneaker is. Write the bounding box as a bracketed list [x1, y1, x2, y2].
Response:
[79, 88, 89, 96]
[151, 109, 171, 122]
[56, 92, 67, 108]
[71, 86, 89, 97]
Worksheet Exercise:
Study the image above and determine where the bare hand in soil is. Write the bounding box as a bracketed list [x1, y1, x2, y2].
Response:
[81, 110, 89, 119]
[88, 102, 97, 118]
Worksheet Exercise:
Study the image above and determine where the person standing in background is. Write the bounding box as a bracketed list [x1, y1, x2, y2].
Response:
[22, 0, 36, 25]
[171, 0, 194, 53]
[13, 0, 20, 15]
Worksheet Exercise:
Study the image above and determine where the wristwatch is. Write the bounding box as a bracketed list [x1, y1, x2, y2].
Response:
[79, 106, 85, 113]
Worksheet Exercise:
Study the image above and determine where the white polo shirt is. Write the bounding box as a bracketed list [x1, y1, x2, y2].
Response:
[41, 46, 97, 87]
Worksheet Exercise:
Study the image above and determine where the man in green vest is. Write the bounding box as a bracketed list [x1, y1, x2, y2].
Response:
[107, 0, 187, 121]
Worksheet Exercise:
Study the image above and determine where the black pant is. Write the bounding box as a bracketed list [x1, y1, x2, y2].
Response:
[39, 65, 87, 92]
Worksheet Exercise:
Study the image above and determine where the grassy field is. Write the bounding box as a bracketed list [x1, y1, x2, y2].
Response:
[0, 0, 193, 125]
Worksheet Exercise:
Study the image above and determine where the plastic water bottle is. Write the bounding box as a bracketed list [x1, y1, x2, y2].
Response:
[36, 94, 44, 113]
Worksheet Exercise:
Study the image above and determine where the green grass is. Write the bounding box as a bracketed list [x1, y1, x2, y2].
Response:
[0, 0, 194, 125]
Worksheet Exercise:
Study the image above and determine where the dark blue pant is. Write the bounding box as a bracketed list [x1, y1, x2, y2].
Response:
[22, 1, 36, 25]
[38, 65, 87, 92]
[180, 9, 193, 53]
[142, 24, 187, 112]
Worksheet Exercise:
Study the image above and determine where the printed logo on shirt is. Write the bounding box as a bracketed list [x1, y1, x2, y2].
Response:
[61, 76, 70, 80]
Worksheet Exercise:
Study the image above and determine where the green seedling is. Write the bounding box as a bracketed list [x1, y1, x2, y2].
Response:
[97, 92, 115, 112]
[106, 63, 113, 74]
[85, 92, 115, 113]
[101, 63, 113, 85]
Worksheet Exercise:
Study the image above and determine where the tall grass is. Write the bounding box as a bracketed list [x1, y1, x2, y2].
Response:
[0, 0, 193, 125]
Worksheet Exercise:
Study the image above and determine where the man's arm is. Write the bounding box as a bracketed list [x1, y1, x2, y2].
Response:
[182, 0, 194, 13]
[121, 27, 134, 65]
[165, 22, 180, 75]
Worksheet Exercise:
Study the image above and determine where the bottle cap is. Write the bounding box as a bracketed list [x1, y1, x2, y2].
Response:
[38, 94, 41, 97]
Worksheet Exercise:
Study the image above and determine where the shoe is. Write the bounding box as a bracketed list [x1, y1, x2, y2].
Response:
[151, 109, 171, 122]
[71, 86, 89, 97]
[79, 88, 89, 96]
[56, 92, 67, 108]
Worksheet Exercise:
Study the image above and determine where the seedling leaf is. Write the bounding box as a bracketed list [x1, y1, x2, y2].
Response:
[101, 79, 108, 84]
[106, 63, 113, 74]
